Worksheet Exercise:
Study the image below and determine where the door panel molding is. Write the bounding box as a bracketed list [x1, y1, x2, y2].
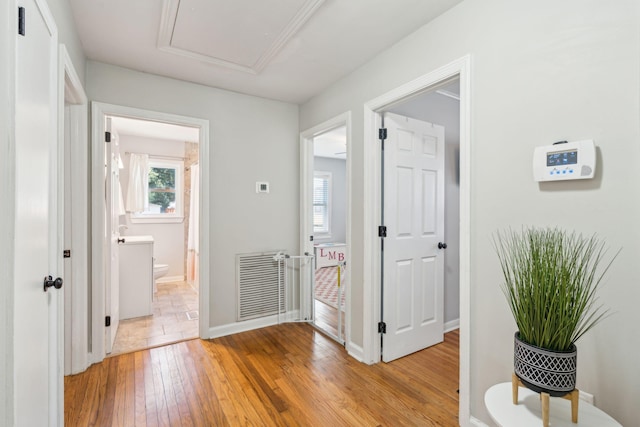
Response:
[381, 113, 445, 362]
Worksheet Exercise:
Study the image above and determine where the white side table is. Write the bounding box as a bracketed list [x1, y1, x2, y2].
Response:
[485, 382, 622, 427]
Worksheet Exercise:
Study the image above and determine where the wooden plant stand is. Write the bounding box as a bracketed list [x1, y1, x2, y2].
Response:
[512, 373, 579, 427]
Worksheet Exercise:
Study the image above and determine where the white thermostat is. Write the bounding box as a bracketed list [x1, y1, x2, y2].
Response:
[533, 140, 596, 182]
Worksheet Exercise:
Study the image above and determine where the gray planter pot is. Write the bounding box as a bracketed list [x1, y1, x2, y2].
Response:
[513, 332, 577, 397]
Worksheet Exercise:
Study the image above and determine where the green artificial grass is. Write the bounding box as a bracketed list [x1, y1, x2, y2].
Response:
[494, 227, 617, 352]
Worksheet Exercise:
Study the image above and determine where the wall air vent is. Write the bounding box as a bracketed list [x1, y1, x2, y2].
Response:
[236, 251, 285, 321]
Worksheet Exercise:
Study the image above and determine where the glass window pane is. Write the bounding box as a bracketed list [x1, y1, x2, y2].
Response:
[312, 173, 330, 234]
[149, 191, 176, 213]
[149, 167, 175, 190]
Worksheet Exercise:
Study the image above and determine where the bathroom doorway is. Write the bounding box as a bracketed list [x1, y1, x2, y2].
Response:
[90, 103, 210, 362]
[107, 116, 201, 355]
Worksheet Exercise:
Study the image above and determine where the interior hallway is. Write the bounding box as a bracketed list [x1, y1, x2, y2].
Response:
[65, 324, 460, 426]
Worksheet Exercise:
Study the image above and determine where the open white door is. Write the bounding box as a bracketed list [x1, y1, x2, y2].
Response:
[381, 113, 445, 362]
[15, 0, 62, 424]
[105, 118, 121, 353]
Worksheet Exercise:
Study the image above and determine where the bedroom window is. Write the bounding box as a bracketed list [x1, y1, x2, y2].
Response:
[313, 171, 331, 235]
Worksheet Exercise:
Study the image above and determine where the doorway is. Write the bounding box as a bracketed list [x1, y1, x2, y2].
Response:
[362, 56, 471, 423]
[379, 79, 461, 363]
[91, 103, 210, 364]
[300, 112, 352, 346]
[106, 116, 201, 355]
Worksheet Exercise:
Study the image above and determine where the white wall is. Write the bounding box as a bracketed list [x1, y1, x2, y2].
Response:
[46, 0, 86, 84]
[314, 156, 347, 244]
[87, 61, 300, 328]
[300, 1, 640, 425]
[118, 134, 186, 279]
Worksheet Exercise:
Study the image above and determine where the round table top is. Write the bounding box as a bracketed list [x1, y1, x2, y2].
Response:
[484, 382, 622, 427]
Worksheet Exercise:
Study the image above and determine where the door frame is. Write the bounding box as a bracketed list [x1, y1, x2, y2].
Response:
[59, 44, 89, 376]
[300, 111, 352, 348]
[90, 102, 210, 363]
[362, 55, 471, 424]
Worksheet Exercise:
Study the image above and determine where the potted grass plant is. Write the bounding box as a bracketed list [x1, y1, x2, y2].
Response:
[493, 227, 616, 396]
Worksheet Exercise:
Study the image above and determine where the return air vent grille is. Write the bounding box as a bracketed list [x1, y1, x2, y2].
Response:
[236, 251, 285, 321]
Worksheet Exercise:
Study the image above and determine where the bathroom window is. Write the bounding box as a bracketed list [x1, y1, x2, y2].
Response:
[131, 158, 184, 223]
[313, 171, 331, 235]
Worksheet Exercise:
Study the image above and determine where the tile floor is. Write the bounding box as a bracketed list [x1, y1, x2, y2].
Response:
[110, 280, 199, 356]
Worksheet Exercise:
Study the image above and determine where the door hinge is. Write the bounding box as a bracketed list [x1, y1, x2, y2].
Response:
[309, 235, 314, 241]
[105, 316, 111, 327]
[105, 131, 111, 142]
[63, 249, 71, 258]
[378, 225, 387, 238]
[18, 7, 25, 36]
[378, 128, 387, 141]
[378, 322, 387, 334]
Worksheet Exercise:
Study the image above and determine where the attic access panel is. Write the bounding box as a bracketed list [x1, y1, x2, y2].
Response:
[159, 0, 325, 74]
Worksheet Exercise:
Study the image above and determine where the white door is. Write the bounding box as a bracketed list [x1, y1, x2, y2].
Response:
[15, 0, 62, 424]
[382, 113, 445, 362]
[105, 118, 121, 353]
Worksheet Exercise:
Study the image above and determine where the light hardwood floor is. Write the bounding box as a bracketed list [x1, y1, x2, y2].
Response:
[65, 324, 459, 426]
[314, 299, 345, 339]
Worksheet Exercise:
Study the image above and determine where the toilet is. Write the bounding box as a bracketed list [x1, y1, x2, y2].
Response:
[153, 263, 169, 281]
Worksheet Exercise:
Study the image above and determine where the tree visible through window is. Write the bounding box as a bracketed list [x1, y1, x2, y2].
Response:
[148, 166, 176, 213]
[313, 171, 331, 234]
[132, 158, 184, 222]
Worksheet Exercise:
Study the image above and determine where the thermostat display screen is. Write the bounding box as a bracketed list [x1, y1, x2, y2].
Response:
[547, 150, 577, 167]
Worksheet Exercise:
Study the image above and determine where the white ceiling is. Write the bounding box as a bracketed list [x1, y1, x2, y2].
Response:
[69, 0, 462, 104]
[314, 126, 346, 159]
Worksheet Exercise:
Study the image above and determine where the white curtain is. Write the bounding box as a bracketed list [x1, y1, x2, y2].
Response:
[125, 153, 149, 213]
[187, 163, 200, 287]
[117, 181, 126, 216]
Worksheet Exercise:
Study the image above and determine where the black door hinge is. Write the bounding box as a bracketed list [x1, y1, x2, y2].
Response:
[18, 7, 25, 36]
[379, 128, 387, 141]
[378, 322, 387, 334]
[105, 131, 111, 142]
[63, 249, 71, 258]
[378, 225, 387, 238]
[105, 316, 111, 327]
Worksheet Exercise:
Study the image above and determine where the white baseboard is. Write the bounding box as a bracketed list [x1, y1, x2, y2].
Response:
[346, 341, 364, 363]
[157, 275, 185, 284]
[444, 318, 460, 333]
[208, 310, 306, 339]
[208, 314, 283, 339]
[469, 416, 489, 427]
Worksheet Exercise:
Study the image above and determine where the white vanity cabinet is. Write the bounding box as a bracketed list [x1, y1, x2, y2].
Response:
[119, 235, 154, 319]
